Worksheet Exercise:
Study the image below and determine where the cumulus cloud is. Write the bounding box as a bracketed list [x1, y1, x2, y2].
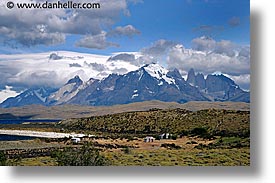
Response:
[0, 65, 20, 89]
[224, 74, 250, 91]
[75, 32, 119, 49]
[214, 40, 235, 57]
[107, 25, 141, 37]
[0, 0, 136, 47]
[192, 36, 216, 51]
[192, 36, 237, 57]
[166, 37, 250, 90]
[106, 37, 250, 88]
[167, 44, 250, 75]
[7, 70, 61, 88]
[122, 37, 250, 90]
[141, 39, 178, 57]
[0, 28, 66, 47]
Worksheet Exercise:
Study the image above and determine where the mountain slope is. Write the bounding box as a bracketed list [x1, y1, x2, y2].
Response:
[0, 64, 250, 108]
[186, 68, 250, 102]
[67, 63, 209, 106]
[47, 76, 83, 105]
[0, 88, 56, 108]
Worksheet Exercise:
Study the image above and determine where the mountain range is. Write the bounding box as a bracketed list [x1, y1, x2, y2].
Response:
[0, 63, 250, 108]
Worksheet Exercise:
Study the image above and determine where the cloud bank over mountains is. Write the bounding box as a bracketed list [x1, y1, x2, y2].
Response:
[168, 37, 250, 76]
[136, 37, 250, 78]
[0, 36, 250, 98]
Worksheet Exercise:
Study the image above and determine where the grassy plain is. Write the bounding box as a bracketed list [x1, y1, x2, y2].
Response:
[0, 102, 250, 166]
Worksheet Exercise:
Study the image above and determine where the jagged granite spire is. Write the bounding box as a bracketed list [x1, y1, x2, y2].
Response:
[187, 68, 196, 86]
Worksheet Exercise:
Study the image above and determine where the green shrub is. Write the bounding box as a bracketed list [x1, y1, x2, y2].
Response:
[190, 127, 213, 139]
[52, 143, 111, 166]
[161, 143, 181, 150]
[122, 146, 131, 154]
[171, 135, 177, 140]
[0, 151, 7, 166]
[195, 143, 208, 149]
[191, 127, 208, 136]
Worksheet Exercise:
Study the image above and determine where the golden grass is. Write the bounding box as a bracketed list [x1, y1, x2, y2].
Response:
[103, 148, 250, 166]
[15, 156, 57, 166]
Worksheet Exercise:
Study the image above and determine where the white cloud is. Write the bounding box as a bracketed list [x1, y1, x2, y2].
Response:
[191, 36, 237, 57]
[0, 36, 251, 100]
[1, 29, 66, 47]
[0, 51, 139, 91]
[191, 36, 216, 51]
[224, 74, 250, 91]
[168, 38, 250, 76]
[107, 25, 141, 37]
[166, 40, 250, 90]
[142, 39, 177, 55]
[134, 38, 250, 90]
[75, 32, 119, 49]
[8, 70, 61, 87]
[0, 0, 132, 47]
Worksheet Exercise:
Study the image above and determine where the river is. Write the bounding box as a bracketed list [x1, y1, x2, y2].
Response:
[0, 119, 61, 141]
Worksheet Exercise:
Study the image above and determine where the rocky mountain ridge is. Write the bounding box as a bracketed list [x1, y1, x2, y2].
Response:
[0, 63, 250, 108]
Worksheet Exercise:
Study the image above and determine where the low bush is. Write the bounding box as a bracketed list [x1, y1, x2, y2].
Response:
[161, 143, 181, 150]
[0, 151, 7, 166]
[51, 143, 111, 166]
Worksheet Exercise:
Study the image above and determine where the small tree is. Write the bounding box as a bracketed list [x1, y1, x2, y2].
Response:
[171, 135, 177, 140]
[190, 127, 209, 138]
[122, 146, 131, 154]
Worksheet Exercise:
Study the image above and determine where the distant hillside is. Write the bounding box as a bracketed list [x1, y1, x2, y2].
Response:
[60, 108, 250, 137]
[0, 101, 249, 120]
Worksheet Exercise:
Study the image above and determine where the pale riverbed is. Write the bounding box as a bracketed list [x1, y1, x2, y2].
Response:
[0, 129, 88, 139]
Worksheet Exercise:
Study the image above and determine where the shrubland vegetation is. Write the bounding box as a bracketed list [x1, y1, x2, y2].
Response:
[102, 148, 250, 166]
[0, 108, 250, 166]
[51, 143, 111, 166]
[60, 108, 249, 138]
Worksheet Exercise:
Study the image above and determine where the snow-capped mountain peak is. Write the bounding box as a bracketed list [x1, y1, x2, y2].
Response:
[47, 75, 84, 105]
[66, 75, 83, 85]
[0, 65, 250, 108]
[142, 63, 176, 85]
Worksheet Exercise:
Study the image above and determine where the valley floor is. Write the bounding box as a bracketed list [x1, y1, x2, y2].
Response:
[0, 135, 250, 166]
[0, 107, 250, 166]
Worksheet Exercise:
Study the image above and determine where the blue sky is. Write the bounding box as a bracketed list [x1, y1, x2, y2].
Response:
[0, 0, 250, 55]
[117, 0, 250, 49]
